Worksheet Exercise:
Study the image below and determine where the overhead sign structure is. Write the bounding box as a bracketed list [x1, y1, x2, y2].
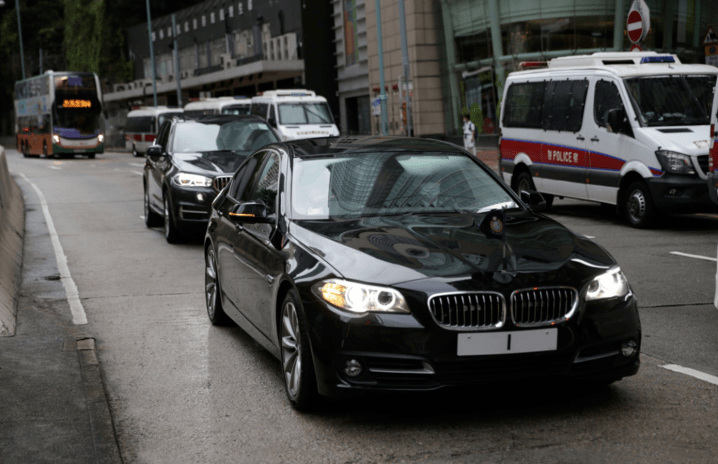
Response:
[627, 0, 650, 45]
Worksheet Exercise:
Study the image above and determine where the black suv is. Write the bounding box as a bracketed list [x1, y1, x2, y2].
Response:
[143, 114, 279, 242]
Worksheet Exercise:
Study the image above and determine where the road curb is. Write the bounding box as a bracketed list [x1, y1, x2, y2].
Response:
[0, 145, 25, 336]
[73, 336, 124, 464]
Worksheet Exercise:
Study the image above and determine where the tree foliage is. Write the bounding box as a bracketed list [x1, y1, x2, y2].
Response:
[64, 0, 104, 73]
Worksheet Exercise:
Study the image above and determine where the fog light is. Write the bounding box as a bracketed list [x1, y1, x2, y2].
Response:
[668, 188, 677, 195]
[344, 359, 362, 377]
[196, 193, 205, 202]
[621, 340, 637, 357]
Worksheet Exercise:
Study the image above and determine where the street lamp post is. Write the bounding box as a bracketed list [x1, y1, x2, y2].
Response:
[145, 0, 158, 107]
[0, 0, 27, 79]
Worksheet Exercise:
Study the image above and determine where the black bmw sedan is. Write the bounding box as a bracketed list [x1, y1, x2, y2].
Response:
[204, 136, 641, 410]
[144, 114, 279, 242]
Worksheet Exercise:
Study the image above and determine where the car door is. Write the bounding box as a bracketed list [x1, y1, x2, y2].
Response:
[147, 120, 172, 211]
[540, 79, 590, 199]
[231, 150, 283, 335]
[215, 157, 259, 309]
[586, 78, 641, 204]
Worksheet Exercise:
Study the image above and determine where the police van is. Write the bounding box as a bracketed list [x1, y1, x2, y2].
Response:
[250, 89, 339, 141]
[499, 51, 718, 227]
[709, 86, 718, 205]
[183, 97, 252, 119]
[125, 106, 184, 157]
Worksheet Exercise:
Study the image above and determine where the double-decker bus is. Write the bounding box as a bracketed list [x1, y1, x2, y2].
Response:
[15, 71, 104, 158]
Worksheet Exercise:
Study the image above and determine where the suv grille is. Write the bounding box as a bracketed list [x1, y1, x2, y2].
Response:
[428, 292, 505, 331]
[213, 175, 232, 192]
[510, 287, 578, 327]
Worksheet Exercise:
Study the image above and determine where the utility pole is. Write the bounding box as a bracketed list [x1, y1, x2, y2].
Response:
[15, 0, 26, 79]
[39, 47, 43, 74]
[172, 14, 182, 107]
[398, 0, 412, 137]
[145, 0, 158, 107]
[374, 0, 387, 135]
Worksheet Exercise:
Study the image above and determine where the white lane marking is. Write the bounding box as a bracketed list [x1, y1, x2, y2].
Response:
[132, 171, 143, 176]
[669, 251, 717, 262]
[140, 215, 145, 220]
[661, 364, 718, 387]
[48, 166, 61, 170]
[129, 162, 144, 167]
[18, 173, 88, 325]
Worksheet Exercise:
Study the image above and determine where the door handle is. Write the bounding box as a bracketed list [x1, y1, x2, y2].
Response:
[590, 137, 600, 142]
[576, 135, 585, 141]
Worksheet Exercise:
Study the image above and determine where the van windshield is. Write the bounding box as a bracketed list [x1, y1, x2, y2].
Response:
[278, 102, 333, 125]
[624, 75, 716, 127]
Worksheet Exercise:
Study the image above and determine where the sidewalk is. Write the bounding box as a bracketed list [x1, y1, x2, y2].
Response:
[476, 148, 499, 170]
[0, 169, 121, 464]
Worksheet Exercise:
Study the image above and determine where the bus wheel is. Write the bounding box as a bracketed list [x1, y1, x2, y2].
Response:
[87, 153, 96, 159]
[22, 141, 28, 158]
[43, 141, 48, 157]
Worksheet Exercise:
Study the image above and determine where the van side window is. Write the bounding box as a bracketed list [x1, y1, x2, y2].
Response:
[503, 82, 544, 128]
[251, 103, 268, 119]
[594, 81, 625, 128]
[542, 80, 588, 132]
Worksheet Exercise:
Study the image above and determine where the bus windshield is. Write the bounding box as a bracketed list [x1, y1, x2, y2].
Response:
[54, 111, 102, 137]
[624, 75, 717, 127]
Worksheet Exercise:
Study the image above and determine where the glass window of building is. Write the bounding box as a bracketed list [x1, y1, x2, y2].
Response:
[211, 12, 215, 24]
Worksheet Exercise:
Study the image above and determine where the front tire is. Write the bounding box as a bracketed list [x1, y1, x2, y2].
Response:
[205, 246, 230, 325]
[163, 192, 181, 243]
[132, 145, 140, 157]
[514, 171, 535, 195]
[623, 181, 654, 228]
[280, 290, 318, 411]
[144, 183, 163, 228]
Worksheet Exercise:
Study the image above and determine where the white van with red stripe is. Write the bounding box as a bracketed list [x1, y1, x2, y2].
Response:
[709, 84, 718, 205]
[125, 107, 184, 157]
[499, 51, 718, 227]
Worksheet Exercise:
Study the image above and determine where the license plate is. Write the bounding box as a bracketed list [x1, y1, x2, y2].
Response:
[457, 328, 557, 356]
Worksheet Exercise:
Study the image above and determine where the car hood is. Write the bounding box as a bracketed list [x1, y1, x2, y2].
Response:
[639, 125, 711, 156]
[173, 151, 248, 176]
[289, 211, 616, 287]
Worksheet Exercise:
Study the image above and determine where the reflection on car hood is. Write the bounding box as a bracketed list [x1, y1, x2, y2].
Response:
[290, 211, 616, 286]
[173, 151, 248, 176]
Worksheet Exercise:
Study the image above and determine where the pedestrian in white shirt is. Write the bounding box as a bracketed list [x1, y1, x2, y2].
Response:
[462, 114, 476, 156]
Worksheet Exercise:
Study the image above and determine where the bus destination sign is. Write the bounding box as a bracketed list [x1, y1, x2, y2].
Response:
[62, 99, 92, 108]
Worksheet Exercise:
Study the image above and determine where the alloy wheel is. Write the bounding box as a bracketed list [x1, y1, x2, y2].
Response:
[205, 249, 218, 320]
[281, 302, 302, 398]
[164, 196, 171, 238]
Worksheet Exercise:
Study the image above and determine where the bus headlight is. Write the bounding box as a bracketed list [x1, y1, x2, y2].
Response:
[52, 135, 60, 144]
[98, 134, 104, 143]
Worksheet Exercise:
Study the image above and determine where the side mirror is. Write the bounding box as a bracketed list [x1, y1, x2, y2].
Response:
[267, 117, 277, 128]
[146, 144, 163, 157]
[607, 108, 630, 136]
[520, 189, 547, 212]
[229, 202, 275, 224]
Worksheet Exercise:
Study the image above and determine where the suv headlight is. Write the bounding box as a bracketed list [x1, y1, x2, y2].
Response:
[586, 267, 629, 301]
[655, 150, 695, 175]
[313, 279, 410, 314]
[172, 172, 212, 188]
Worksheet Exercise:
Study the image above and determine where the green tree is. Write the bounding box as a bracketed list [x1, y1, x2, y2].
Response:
[64, 0, 104, 73]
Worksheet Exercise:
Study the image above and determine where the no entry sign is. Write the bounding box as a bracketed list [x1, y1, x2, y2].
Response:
[627, 10, 643, 43]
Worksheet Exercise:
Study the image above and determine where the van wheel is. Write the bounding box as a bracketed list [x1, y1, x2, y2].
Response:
[132, 145, 140, 157]
[514, 171, 535, 195]
[623, 181, 654, 228]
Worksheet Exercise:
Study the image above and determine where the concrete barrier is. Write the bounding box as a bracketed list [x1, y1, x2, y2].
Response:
[0, 145, 25, 336]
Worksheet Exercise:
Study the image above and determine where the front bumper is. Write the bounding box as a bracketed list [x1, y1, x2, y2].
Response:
[167, 183, 218, 229]
[52, 142, 104, 155]
[303, 290, 641, 397]
[647, 173, 717, 213]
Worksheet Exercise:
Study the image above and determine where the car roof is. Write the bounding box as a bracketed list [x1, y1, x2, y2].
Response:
[176, 114, 267, 125]
[269, 135, 468, 158]
[127, 107, 184, 117]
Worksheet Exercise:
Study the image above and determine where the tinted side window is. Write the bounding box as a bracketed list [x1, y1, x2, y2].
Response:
[126, 116, 155, 133]
[268, 104, 276, 122]
[230, 155, 260, 200]
[251, 103, 268, 119]
[238, 152, 271, 202]
[156, 121, 172, 149]
[594, 80, 625, 128]
[248, 154, 279, 212]
[542, 80, 588, 132]
[503, 82, 544, 128]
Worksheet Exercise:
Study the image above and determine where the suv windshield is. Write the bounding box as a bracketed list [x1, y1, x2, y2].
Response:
[291, 152, 517, 220]
[173, 120, 278, 153]
[624, 75, 716, 126]
[278, 103, 333, 125]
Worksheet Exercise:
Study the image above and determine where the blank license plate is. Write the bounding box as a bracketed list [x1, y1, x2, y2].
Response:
[457, 328, 557, 356]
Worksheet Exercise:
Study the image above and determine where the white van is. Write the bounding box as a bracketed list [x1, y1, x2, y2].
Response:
[183, 97, 252, 119]
[250, 89, 339, 141]
[708, 85, 718, 205]
[125, 106, 184, 157]
[499, 51, 718, 227]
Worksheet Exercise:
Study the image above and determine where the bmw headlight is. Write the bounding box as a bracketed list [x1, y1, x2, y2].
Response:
[313, 279, 410, 314]
[586, 267, 629, 301]
[655, 150, 695, 175]
[173, 172, 212, 188]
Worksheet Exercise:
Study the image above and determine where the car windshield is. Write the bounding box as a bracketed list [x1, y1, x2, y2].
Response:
[278, 103, 333, 125]
[221, 104, 251, 115]
[172, 120, 278, 153]
[624, 75, 716, 126]
[291, 152, 518, 220]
